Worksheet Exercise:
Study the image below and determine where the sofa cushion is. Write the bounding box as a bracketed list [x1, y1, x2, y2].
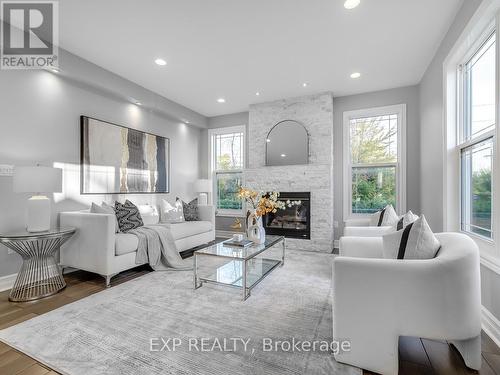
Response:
[115, 200, 144, 232]
[161, 199, 185, 223]
[382, 215, 440, 260]
[115, 233, 139, 256]
[138, 204, 160, 225]
[167, 221, 212, 240]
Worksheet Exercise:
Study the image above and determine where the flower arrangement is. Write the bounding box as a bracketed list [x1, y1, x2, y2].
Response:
[237, 187, 301, 217]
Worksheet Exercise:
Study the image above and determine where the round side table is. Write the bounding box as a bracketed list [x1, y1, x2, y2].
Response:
[0, 227, 76, 302]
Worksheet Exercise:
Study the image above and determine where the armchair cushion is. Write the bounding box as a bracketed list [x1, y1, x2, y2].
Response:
[369, 204, 398, 227]
[383, 215, 440, 259]
[394, 210, 419, 231]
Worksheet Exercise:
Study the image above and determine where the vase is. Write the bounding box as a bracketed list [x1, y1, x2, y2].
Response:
[246, 209, 266, 244]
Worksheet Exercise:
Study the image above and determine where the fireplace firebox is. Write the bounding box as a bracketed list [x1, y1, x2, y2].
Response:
[263, 192, 310, 239]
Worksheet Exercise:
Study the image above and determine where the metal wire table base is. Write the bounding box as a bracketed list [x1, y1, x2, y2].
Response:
[0, 230, 75, 302]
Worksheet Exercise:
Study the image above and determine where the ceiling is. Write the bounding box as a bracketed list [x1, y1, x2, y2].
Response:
[58, 0, 463, 117]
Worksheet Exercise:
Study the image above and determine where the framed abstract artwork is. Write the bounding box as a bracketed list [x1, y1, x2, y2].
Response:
[80, 116, 170, 194]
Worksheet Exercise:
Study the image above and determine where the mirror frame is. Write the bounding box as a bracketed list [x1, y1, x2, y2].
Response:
[265, 119, 309, 166]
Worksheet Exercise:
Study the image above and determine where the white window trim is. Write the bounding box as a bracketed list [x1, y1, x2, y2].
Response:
[443, 0, 500, 259]
[208, 125, 246, 217]
[342, 104, 407, 220]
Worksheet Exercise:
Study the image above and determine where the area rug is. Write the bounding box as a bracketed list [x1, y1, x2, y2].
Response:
[0, 249, 360, 375]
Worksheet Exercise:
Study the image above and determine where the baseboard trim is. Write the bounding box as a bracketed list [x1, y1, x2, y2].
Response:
[482, 305, 500, 348]
[480, 253, 500, 276]
[0, 273, 17, 292]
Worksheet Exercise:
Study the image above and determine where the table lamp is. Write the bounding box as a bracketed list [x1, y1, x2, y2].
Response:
[13, 166, 62, 232]
[194, 179, 212, 206]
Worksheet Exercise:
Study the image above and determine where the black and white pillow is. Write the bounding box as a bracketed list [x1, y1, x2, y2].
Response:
[180, 197, 200, 221]
[382, 215, 440, 259]
[394, 210, 419, 231]
[114, 200, 144, 232]
[369, 204, 399, 227]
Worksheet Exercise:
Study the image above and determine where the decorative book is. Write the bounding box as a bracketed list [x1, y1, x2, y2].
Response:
[223, 239, 253, 248]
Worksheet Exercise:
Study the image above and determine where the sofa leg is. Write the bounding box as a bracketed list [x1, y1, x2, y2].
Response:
[451, 335, 481, 370]
[102, 274, 117, 288]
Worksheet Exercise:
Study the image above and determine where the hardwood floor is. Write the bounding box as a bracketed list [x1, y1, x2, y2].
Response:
[0, 264, 498, 374]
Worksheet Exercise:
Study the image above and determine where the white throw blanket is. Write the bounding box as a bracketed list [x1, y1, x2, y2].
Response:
[128, 225, 192, 271]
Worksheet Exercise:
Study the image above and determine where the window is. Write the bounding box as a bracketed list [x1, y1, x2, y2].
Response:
[458, 32, 496, 240]
[208, 126, 245, 215]
[343, 105, 406, 218]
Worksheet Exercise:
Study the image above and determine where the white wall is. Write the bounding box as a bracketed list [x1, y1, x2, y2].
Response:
[419, 0, 482, 231]
[0, 50, 206, 278]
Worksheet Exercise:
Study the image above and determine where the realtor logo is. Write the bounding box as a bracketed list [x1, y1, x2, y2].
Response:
[1, 1, 58, 69]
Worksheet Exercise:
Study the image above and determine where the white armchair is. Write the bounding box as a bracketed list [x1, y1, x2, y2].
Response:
[333, 233, 481, 375]
[343, 218, 392, 237]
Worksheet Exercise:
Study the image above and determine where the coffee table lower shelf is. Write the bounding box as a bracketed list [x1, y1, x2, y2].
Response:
[195, 257, 282, 300]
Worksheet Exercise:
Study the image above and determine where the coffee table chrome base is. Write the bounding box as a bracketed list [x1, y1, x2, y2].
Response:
[194, 236, 286, 301]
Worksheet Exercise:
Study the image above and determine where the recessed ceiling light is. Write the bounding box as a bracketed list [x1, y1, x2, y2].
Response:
[155, 58, 167, 66]
[217, 98, 226, 103]
[350, 72, 361, 79]
[266, 138, 271, 143]
[281, 153, 286, 158]
[302, 82, 308, 87]
[344, 0, 360, 9]
[256, 92, 260, 96]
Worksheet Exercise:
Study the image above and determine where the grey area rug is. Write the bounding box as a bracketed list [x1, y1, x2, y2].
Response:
[0, 249, 360, 375]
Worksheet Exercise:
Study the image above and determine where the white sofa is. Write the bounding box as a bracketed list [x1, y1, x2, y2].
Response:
[334, 233, 481, 375]
[343, 217, 393, 237]
[60, 205, 215, 286]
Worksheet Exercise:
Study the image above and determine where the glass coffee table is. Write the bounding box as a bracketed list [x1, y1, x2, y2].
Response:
[193, 236, 285, 300]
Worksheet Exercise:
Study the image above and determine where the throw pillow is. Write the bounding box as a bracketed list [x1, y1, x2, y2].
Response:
[90, 202, 120, 233]
[160, 199, 185, 223]
[138, 204, 160, 225]
[114, 200, 144, 232]
[181, 197, 200, 221]
[393, 210, 419, 231]
[382, 215, 441, 260]
[369, 204, 399, 227]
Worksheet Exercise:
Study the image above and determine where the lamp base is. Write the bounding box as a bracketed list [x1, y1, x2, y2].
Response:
[27, 196, 51, 232]
[198, 192, 208, 206]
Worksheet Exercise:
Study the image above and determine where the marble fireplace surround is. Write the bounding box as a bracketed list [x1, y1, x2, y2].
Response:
[244, 92, 334, 253]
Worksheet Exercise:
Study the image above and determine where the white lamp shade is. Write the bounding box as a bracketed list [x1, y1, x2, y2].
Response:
[194, 179, 212, 193]
[13, 166, 62, 193]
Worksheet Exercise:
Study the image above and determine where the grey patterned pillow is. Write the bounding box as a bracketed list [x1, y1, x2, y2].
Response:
[180, 197, 200, 221]
[114, 200, 144, 232]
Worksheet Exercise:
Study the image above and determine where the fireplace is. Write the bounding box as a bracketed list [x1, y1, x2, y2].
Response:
[263, 192, 310, 239]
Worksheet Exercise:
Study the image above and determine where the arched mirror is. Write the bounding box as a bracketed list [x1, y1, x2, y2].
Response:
[266, 120, 308, 166]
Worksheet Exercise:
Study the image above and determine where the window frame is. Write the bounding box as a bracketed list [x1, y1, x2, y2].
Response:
[443, 7, 499, 258]
[208, 125, 246, 217]
[456, 27, 496, 244]
[342, 104, 407, 220]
